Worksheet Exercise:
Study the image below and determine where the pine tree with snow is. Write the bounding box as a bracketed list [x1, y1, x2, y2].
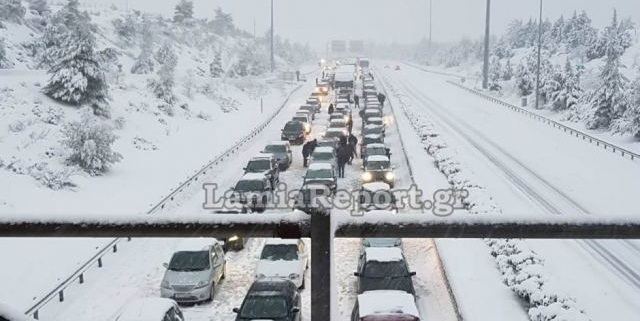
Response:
[488, 56, 502, 91]
[613, 72, 640, 138]
[28, 0, 49, 16]
[550, 60, 582, 111]
[550, 15, 565, 44]
[515, 63, 534, 97]
[0, 0, 27, 23]
[43, 0, 110, 118]
[565, 11, 597, 51]
[502, 59, 513, 81]
[173, 0, 193, 24]
[149, 42, 178, 111]
[130, 18, 154, 74]
[62, 110, 122, 175]
[587, 53, 628, 129]
[212, 7, 234, 36]
[209, 50, 224, 78]
[112, 13, 139, 47]
[587, 10, 634, 61]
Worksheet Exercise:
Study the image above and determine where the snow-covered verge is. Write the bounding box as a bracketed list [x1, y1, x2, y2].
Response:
[0, 0, 315, 214]
[381, 72, 591, 321]
[413, 10, 640, 153]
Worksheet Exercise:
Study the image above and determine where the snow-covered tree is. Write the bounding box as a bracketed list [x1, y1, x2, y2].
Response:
[62, 110, 122, 175]
[212, 7, 234, 36]
[488, 56, 502, 91]
[28, 0, 50, 16]
[586, 10, 634, 61]
[0, 38, 8, 68]
[173, 0, 193, 24]
[0, 0, 27, 23]
[492, 38, 513, 59]
[209, 50, 224, 78]
[565, 11, 597, 51]
[130, 18, 154, 74]
[550, 15, 565, 44]
[149, 42, 178, 111]
[502, 59, 513, 81]
[112, 13, 139, 47]
[43, 0, 110, 118]
[515, 63, 534, 97]
[614, 75, 640, 138]
[587, 50, 628, 129]
[547, 60, 582, 111]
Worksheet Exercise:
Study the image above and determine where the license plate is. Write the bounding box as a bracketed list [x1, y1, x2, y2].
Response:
[175, 293, 190, 298]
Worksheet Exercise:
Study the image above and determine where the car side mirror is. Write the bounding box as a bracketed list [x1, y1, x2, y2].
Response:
[163, 262, 169, 269]
[409, 271, 417, 276]
[292, 307, 300, 313]
[353, 272, 360, 277]
[233, 307, 240, 314]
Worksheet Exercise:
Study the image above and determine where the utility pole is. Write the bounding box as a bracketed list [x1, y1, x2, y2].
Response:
[270, 0, 275, 73]
[482, 0, 491, 89]
[428, 0, 433, 52]
[534, 0, 543, 109]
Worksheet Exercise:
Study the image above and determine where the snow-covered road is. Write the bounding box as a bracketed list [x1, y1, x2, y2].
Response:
[380, 63, 640, 320]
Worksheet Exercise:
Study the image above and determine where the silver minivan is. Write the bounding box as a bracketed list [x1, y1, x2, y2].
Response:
[160, 240, 227, 303]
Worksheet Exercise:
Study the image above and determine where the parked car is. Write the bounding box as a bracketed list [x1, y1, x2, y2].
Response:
[296, 108, 315, 121]
[362, 143, 390, 165]
[115, 298, 184, 321]
[360, 134, 385, 156]
[255, 239, 309, 289]
[244, 154, 280, 189]
[354, 247, 416, 295]
[281, 121, 307, 145]
[295, 183, 333, 213]
[329, 118, 348, 130]
[362, 109, 383, 123]
[310, 146, 336, 165]
[291, 115, 312, 133]
[317, 138, 340, 150]
[362, 124, 385, 138]
[351, 290, 420, 321]
[233, 279, 301, 321]
[299, 105, 317, 118]
[366, 117, 385, 127]
[330, 112, 348, 122]
[264, 141, 293, 170]
[160, 240, 227, 303]
[358, 182, 397, 213]
[324, 128, 348, 142]
[362, 155, 395, 187]
[362, 238, 402, 248]
[230, 173, 274, 212]
[305, 98, 321, 112]
[303, 162, 337, 193]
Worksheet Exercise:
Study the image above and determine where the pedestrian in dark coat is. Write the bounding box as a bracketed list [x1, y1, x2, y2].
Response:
[377, 93, 386, 106]
[302, 139, 317, 167]
[328, 104, 334, 115]
[354, 94, 360, 108]
[336, 145, 350, 178]
[346, 114, 353, 134]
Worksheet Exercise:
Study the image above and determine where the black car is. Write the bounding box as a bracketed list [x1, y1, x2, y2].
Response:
[233, 279, 301, 321]
[281, 121, 307, 145]
[354, 247, 416, 295]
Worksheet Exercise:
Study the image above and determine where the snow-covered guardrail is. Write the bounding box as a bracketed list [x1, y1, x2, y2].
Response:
[447, 80, 640, 162]
[23, 83, 305, 320]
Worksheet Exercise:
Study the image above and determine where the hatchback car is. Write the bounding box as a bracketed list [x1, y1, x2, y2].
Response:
[354, 247, 416, 295]
[233, 279, 301, 321]
[281, 121, 307, 145]
[264, 141, 293, 170]
[362, 155, 395, 187]
[303, 162, 338, 193]
[244, 154, 280, 189]
[161, 240, 227, 303]
[255, 239, 309, 289]
[230, 173, 274, 212]
[116, 298, 184, 321]
[351, 290, 420, 321]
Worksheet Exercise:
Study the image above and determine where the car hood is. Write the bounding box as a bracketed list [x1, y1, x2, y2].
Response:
[256, 260, 302, 278]
[163, 269, 210, 285]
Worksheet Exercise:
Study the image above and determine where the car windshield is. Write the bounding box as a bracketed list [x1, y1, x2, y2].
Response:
[366, 161, 390, 170]
[313, 153, 333, 161]
[240, 296, 288, 319]
[363, 261, 408, 278]
[284, 122, 303, 131]
[260, 244, 299, 260]
[235, 180, 264, 192]
[168, 251, 210, 271]
[364, 127, 382, 135]
[306, 169, 333, 179]
[363, 137, 381, 144]
[246, 160, 271, 172]
[366, 147, 387, 156]
[293, 116, 307, 123]
[265, 145, 287, 153]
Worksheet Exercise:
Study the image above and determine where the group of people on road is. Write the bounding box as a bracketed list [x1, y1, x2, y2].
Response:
[336, 133, 358, 178]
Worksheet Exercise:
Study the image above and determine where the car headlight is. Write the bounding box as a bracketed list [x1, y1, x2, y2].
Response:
[161, 280, 171, 289]
[385, 172, 395, 181]
[361, 172, 373, 182]
[195, 281, 209, 289]
[289, 273, 300, 280]
[228, 235, 239, 242]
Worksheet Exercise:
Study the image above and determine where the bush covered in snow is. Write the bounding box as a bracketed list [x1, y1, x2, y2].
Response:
[32, 105, 64, 125]
[61, 111, 122, 175]
[148, 42, 178, 114]
[0, 0, 26, 23]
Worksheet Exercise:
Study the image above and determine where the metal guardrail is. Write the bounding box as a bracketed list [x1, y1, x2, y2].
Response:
[22, 83, 305, 320]
[447, 80, 639, 162]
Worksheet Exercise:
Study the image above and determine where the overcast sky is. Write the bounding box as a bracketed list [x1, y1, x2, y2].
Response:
[87, 0, 640, 48]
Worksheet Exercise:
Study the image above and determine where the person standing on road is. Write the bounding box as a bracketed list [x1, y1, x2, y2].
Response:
[328, 103, 334, 115]
[336, 144, 350, 178]
[302, 139, 317, 167]
[377, 93, 386, 106]
[346, 113, 354, 134]
[354, 94, 360, 109]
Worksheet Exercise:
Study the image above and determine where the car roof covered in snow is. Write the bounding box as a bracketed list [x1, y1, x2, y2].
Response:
[308, 163, 334, 171]
[116, 298, 176, 321]
[175, 238, 218, 252]
[367, 117, 384, 122]
[326, 128, 345, 133]
[364, 134, 382, 139]
[366, 143, 386, 149]
[265, 239, 300, 245]
[364, 247, 404, 262]
[366, 155, 390, 162]
[268, 141, 290, 146]
[362, 182, 391, 192]
[252, 152, 275, 160]
[314, 146, 335, 154]
[240, 173, 268, 181]
[365, 109, 382, 114]
[357, 290, 420, 318]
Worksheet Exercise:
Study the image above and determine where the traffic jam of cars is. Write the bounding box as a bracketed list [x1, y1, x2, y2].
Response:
[107, 58, 421, 321]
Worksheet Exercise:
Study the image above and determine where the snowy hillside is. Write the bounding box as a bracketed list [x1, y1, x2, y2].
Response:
[0, 0, 315, 214]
